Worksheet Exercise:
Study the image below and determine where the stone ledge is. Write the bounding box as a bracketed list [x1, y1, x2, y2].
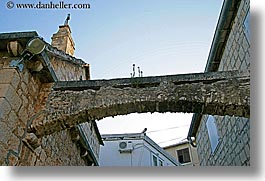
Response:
[53, 70, 250, 91]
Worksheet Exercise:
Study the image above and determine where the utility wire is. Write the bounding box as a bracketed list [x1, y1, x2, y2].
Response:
[157, 137, 183, 144]
[147, 124, 189, 134]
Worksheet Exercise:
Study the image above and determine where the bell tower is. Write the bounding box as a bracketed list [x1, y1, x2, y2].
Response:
[51, 14, 75, 56]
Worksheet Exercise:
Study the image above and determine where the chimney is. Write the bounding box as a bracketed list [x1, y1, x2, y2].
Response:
[51, 14, 75, 56]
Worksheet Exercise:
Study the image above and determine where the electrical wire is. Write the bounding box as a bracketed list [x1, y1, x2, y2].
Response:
[147, 125, 189, 134]
[157, 137, 183, 145]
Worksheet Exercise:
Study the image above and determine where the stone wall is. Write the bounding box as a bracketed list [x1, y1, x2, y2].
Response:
[19, 129, 86, 166]
[51, 56, 87, 81]
[218, 0, 250, 71]
[0, 49, 91, 165]
[196, 0, 250, 166]
[0, 56, 42, 165]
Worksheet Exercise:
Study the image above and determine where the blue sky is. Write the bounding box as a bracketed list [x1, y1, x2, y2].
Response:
[0, 0, 224, 146]
[0, 0, 223, 78]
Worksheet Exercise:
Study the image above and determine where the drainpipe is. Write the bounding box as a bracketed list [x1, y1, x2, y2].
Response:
[205, 0, 241, 72]
[187, 136, 197, 148]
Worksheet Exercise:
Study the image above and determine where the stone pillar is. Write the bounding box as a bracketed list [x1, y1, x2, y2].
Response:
[51, 25, 75, 56]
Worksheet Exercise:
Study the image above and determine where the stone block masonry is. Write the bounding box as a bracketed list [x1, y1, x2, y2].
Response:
[0, 56, 90, 166]
[0, 65, 42, 165]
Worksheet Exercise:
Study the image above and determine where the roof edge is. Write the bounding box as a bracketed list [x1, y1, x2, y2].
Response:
[205, 0, 241, 72]
[163, 139, 195, 149]
[0, 31, 86, 67]
[0, 31, 38, 40]
[102, 133, 180, 166]
[92, 120, 104, 145]
[187, 114, 203, 138]
[144, 135, 180, 166]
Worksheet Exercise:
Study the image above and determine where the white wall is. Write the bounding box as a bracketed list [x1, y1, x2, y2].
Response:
[99, 139, 177, 166]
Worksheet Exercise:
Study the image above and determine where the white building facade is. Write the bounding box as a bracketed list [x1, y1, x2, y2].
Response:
[99, 133, 179, 166]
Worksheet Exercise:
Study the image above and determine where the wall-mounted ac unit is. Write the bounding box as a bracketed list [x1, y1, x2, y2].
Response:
[118, 141, 133, 153]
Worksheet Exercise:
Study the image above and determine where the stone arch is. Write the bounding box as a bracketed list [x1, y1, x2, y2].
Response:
[29, 70, 250, 137]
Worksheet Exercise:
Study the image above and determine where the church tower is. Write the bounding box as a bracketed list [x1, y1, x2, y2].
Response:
[51, 14, 75, 56]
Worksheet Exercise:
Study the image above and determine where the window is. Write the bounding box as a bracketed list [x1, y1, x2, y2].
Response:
[177, 148, 191, 164]
[244, 10, 250, 43]
[152, 154, 163, 166]
[159, 159, 163, 166]
[206, 116, 220, 153]
[152, 155, 158, 166]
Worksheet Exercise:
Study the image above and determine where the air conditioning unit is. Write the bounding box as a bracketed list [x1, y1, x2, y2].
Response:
[118, 141, 133, 153]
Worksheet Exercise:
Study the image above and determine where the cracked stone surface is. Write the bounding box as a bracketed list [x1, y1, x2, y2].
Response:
[30, 70, 250, 137]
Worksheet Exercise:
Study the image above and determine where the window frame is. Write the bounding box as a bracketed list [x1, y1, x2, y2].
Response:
[176, 148, 191, 164]
[152, 155, 158, 166]
[152, 154, 163, 167]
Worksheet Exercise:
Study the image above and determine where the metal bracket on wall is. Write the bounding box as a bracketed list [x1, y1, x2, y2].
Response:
[41, 51, 58, 82]
[10, 50, 34, 72]
[10, 58, 24, 72]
